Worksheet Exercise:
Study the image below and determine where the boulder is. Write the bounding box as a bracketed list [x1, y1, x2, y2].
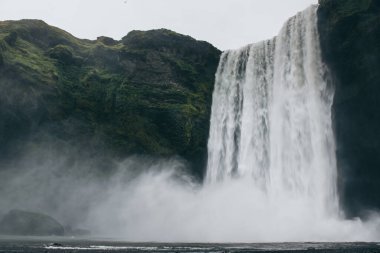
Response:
[47, 44, 80, 64]
[96, 36, 117, 46]
[0, 209, 64, 236]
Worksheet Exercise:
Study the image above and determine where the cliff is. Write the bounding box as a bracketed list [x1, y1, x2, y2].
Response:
[318, 0, 380, 216]
[0, 20, 221, 177]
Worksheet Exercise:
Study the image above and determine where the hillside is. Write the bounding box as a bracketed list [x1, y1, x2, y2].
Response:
[0, 20, 221, 177]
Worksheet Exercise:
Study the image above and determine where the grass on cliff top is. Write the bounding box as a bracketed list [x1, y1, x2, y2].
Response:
[0, 20, 123, 49]
[0, 20, 125, 85]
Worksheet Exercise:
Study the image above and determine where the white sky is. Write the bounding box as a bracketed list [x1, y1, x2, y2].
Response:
[0, 0, 317, 50]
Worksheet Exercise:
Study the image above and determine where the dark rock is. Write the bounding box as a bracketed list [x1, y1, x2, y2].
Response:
[318, 0, 380, 216]
[0, 209, 64, 236]
[49, 243, 63, 247]
[47, 45, 74, 63]
[96, 36, 117, 46]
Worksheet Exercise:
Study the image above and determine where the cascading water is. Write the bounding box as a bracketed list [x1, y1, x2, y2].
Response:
[94, 5, 378, 242]
[206, 5, 339, 218]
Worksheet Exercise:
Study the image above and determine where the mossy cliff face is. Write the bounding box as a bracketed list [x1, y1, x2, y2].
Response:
[0, 20, 221, 177]
[318, 0, 380, 216]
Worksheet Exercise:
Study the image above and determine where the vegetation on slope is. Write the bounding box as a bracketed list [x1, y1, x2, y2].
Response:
[0, 20, 221, 177]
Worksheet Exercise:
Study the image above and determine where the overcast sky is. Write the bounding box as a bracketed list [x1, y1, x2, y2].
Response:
[1, 0, 317, 50]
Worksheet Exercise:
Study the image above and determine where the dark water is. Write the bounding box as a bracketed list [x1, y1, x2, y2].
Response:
[1, 236, 380, 253]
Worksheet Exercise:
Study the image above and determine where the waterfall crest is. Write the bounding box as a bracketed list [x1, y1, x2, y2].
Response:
[206, 5, 338, 217]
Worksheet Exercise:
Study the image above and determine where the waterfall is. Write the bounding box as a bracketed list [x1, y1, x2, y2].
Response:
[206, 5, 339, 217]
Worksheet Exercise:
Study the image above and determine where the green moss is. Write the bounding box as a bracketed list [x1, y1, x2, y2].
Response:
[2, 37, 57, 84]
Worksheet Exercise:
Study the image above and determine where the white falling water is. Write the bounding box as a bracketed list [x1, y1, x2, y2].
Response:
[206, 5, 339, 218]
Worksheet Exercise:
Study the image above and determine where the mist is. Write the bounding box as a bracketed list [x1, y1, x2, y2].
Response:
[1, 143, 380, 243]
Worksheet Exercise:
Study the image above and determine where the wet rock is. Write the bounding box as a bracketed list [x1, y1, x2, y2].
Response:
[49, 243, 64, 247]
[318, 0, 380, 216]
